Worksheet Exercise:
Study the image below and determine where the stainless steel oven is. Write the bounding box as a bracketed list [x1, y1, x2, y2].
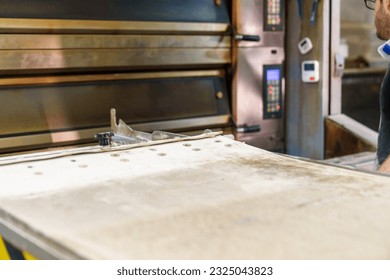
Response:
[0, 0, 285, 153]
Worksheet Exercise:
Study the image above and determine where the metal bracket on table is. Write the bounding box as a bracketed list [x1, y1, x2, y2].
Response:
[94, 109, 190, 147]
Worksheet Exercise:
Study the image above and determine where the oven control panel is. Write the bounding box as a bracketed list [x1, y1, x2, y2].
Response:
[264, 0, 284, 31]
[263, 65, 283, 119]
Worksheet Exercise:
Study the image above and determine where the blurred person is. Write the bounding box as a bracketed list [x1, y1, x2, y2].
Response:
[366, 0, 390, 172]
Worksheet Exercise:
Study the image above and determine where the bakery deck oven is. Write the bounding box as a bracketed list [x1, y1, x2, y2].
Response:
[0, 0, 285, 153]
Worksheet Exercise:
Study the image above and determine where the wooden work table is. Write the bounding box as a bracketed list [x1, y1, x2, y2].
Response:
[0, 135, 390, 259]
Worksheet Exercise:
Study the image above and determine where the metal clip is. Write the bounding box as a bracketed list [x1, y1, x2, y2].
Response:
[94, 132, 114, 146]
[310, 0, 319, 26]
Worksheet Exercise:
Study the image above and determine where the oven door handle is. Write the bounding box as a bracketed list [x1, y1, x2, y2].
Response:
[234, 33, 260, 42]
[231, 27, 260, 42]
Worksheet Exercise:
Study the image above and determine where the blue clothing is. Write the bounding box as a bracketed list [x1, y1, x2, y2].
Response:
[377, 65, 390, 166]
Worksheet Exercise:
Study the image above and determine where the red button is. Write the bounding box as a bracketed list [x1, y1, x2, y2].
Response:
[310, 76, 315, 81]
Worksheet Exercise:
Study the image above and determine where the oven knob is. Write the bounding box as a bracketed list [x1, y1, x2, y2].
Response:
[216, 91, 224, 99]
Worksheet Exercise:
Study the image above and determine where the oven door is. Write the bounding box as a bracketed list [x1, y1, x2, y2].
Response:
[0, 0, 233, 152]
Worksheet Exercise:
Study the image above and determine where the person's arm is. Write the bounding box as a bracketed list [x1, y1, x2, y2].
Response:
[378, 156, 390, 173]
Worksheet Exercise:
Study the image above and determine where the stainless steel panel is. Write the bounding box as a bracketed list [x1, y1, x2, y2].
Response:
[0, 4, 232, 153]
[0, 48, 230, 73]
[232, 0, 285, 152]
[285, 0, 330, 159]
[233, 47, 284, 149]
[0, 70, 226, 86]
[234, 48, 284, 127]
[233, 0, 284, 48]
[0, 28, 230, 74]
[0, 70, 231, 152]
[0, 70, 225, 86]
[0, 0, 231, 24]
[0, 75, 229, 134]
[0, 34, 230, 50]
[0, 18, 230, 34]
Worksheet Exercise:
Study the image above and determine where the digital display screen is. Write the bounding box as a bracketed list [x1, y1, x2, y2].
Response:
[304, 63, 315, 71]
[267, 69, 280, 81]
